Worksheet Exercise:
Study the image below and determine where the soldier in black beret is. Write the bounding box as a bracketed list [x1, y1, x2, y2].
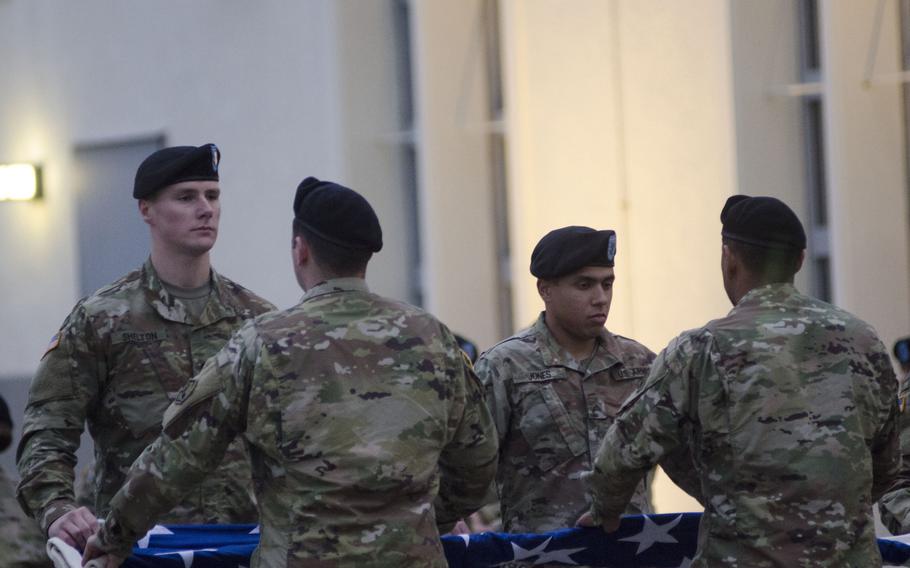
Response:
[473, 225, 657, 534]
[719, 194, 806, 305]
[580, 196, 897, 568]
[18, 143, 275, 549]
[83, 176, 498, 566]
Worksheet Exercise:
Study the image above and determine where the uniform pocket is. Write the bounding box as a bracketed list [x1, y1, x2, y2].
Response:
[513, 376, 587, 473]
[108, 330, 174, 438]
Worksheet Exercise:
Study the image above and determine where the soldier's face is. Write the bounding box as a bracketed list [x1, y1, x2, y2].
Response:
[540, 266, 614, 340]
[140, 181, 221, 257]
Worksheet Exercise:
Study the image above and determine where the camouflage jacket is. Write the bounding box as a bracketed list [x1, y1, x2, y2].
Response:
[585, 283, 900, 567]
[475, 313, 655, 533]
[878, 372, 910, 534]
[17, 258, 274, 533]
[94, 278, 498, 567]
[0, 465, 50, 568]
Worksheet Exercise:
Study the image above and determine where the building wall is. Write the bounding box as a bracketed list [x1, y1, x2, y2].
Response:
[501, 0, 739, 514]
[0, 0, 417, 375]
[822, 0, 910, 347]
[1, 0, 908, 517]
[0, 0, 411, 473]
[409, 0, 502, 349]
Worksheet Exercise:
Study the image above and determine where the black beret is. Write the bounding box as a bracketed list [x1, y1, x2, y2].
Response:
[293, 177, 383, 252]
[0, 395, 9, 429]
[133, 143, 220, 199]
[530, 226, 616, 279]
[720, 195, 806, 250]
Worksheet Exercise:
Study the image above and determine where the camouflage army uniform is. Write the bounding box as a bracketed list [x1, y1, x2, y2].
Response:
[878, 372, 910, 534]
[1, 465, 50, 568]
[475, 313, 654, 533]
[17, 259, 274, 533]
[93, 278, 498, 567]
[585, 283, 900, 567]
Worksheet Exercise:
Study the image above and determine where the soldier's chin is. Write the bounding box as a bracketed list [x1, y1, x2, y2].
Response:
[182, 240, 216, 256]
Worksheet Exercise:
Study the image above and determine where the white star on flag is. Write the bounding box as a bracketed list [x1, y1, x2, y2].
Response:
[511, 537, 585, 565]
[137, 525, 174, 548]
[677, 556, 693, 568]
[619, 513, 683, 554]
[154, 548, 217, 568]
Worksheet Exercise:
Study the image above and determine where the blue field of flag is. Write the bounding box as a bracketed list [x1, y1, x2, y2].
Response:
[119, 513, 910, 567]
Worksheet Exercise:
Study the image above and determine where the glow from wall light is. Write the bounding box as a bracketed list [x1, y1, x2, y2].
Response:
[0, 163, 40, 201]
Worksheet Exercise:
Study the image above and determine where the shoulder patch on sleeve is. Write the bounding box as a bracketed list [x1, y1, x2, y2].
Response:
[41, 332, 61, 359]
[163, 373, 222, 429]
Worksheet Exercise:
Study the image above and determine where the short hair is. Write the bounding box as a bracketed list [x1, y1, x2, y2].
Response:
[293, 218, 371, 277]
[723, 237, 801, 282]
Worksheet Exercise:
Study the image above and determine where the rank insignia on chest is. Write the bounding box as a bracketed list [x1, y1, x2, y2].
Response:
[615, 366, 649, 380]
[901, 394, 908, 413]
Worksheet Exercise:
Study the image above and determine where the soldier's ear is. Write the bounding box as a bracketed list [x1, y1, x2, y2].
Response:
[537, 278, 551, 301]
[138, 199, 153, 225]
[292, 235, 310, 267]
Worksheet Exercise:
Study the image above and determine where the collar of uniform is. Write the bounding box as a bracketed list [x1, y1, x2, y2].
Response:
[533, 312, 620, 375]
[141, 257, 237, 325]
[300, 277, 370, 303]
[735, 282, 798, 309]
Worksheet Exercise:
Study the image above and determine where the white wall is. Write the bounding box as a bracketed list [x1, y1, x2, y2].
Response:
[0, 0, 411, 379]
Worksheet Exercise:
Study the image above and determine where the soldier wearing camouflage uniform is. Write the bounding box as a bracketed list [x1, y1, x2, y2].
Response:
[82, 177, 498, 567]
[17, 144, 274, 549]
[880, 386, 910, 535]
[0, 396, 49, 567]
[475, 226, 654, 533]
[579, 196, 900, 567]
[877, 344, 910, 534]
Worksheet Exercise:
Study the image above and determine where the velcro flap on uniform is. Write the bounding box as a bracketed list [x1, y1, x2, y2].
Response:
[615, 366, 650, 380]
[512, 368, 567, 384]
[111, 329, 167, 345]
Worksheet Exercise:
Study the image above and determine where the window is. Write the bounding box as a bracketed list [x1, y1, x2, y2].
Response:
[797, 0, 832, 301]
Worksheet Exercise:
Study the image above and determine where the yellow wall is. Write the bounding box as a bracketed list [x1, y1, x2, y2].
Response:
[501, 0, 748, 513]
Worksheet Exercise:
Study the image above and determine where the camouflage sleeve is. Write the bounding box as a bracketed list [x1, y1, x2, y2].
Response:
[583, 334, 703, 522]
[473, 353, 509, 448]
[434, 349, 499, 532]
[879, 398, 910, 533]
[95, 324, 258, 557]
[16, 304, 101, 533]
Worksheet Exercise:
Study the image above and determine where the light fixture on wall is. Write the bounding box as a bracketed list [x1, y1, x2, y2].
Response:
[0, 163, 42, 201]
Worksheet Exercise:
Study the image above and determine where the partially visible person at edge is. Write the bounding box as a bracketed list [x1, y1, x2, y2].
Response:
[878, 337, 910, 534]
[474, 226, 655, 534]
[579, 195, 899, 567]
[1, 395, 51, 567]
[16, 144, 275, 550]
[82, 177, 499, 567]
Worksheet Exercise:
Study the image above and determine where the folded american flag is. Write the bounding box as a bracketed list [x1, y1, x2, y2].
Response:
[106, 514, 910, 567]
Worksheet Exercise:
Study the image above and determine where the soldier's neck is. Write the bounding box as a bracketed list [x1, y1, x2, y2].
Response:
[544, 313, 598, 362]
[150, 249, 212, 289]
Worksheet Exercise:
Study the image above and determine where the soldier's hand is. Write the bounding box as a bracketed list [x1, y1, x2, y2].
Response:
[48, 506, 99, 549]
[82, 533, 125, 567]
[448, 519, 471, 535]
[575, 510, 621, 533]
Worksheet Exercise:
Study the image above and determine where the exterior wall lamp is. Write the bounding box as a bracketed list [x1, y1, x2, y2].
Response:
[0, 163, 42, 201]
